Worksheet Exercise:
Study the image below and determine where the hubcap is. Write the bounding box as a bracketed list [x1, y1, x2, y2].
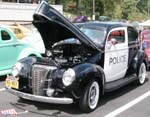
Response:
[139, 63, 146, 84]
[88, 81, 99, 109]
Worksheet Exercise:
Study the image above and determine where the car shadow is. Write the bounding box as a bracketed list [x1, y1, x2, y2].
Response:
[10, 78, 149, 117]
[99, 79, 148, 105]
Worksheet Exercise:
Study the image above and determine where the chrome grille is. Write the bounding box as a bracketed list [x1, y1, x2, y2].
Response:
[31, 64, 56, 95]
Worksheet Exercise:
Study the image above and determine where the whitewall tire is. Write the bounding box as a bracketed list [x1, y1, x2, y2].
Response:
[137, 62, 146, 85]
[79, 79, 100, 112]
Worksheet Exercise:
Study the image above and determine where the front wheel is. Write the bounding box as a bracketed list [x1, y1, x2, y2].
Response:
[79, 79, 100, 113]
[137, 62, 146, 85]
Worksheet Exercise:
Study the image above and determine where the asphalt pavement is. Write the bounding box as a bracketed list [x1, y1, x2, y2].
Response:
[0, 72, 150, 117]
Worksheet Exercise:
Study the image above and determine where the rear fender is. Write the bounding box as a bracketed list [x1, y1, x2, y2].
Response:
[132, 49, 145, 73]
[17, 47, 42, 61]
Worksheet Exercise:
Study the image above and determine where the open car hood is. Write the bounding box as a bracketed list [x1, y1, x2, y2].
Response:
[33, 1, 100, 51]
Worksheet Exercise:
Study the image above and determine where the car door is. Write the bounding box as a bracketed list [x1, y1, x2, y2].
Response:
[0, 28, 19, 71]
[127, 27, 139, 74]
[128, 27, 139, 64]
[104, 27, 128, 82]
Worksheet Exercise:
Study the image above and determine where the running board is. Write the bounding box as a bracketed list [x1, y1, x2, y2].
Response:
[104, 74, 137, 92]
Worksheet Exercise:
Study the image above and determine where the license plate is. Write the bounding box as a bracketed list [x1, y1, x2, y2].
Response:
[5, 76, 19, 89]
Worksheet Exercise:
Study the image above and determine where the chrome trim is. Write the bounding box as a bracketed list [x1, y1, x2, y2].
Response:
[33, 64, 57, 70]
[5, 87, 73, 104]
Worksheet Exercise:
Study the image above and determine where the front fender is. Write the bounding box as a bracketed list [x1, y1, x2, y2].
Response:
[17, 57, 39, 78]
[72, 63, 105, 96]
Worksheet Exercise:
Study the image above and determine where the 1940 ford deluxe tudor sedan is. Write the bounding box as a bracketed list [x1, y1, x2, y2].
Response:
[5, 1, 147, 112]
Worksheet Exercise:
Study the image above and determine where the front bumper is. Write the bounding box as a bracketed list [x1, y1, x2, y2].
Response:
[5, 87, 73, 104]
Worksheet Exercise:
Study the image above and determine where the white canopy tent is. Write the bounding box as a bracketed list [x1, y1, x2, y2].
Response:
[139, 20, 150, 26]
[0, 3, 63, 23]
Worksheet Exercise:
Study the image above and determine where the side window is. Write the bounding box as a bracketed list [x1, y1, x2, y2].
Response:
[108, 30, 125, 43]
[1, 30, 11, 41]
[128, 27, 138, 42]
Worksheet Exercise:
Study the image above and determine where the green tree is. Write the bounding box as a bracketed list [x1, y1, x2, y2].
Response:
[121, 0, 135, 20]
[121, 0, 146, 20]
[137, 0, 149, 19]
[48, 0, 150, 21]
[102, 0, 121, 20]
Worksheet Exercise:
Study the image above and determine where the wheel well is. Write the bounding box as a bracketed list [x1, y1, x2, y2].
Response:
[95, 77, 104, 95]
[28, 54, 36, 57]
[79, 76, 104, 97]
[143, 58, 148, 70]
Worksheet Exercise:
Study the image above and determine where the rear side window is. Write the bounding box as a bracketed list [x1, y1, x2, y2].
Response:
[1, 30, 11, 41]
[128, 27, 138, 42]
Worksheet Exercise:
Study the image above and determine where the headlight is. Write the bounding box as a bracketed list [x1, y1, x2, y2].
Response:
[62, 68, 75, 86]
[12, 62, 23, 77]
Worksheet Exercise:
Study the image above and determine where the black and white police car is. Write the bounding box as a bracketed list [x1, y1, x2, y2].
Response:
[5, 1, 147, 113]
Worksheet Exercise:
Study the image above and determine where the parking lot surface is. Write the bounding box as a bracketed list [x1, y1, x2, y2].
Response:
[0, 72, 150, 117]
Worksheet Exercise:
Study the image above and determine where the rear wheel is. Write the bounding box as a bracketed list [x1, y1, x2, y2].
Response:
[137, 62, 146, 85]
[79, 79, 100, 113]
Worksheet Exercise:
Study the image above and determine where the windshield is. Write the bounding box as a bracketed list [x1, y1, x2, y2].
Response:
[80, 26, 106, 45]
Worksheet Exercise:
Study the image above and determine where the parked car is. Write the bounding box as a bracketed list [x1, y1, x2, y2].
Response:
[73, 16, 88, 23]
[20, 28, 45, 54]
[140, 30, 150, 69]
[9, 23, 31, 40]
[0, 24, 41, 76]
[5, 1, 146, 113]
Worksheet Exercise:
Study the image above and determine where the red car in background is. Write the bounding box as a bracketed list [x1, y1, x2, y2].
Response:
[141, 30, 150, 68]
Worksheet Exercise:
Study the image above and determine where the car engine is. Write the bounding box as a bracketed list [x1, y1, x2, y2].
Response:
[50, 39, 93, 67]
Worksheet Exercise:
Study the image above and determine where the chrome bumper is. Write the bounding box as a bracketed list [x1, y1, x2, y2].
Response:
[5, 87, 73, 104]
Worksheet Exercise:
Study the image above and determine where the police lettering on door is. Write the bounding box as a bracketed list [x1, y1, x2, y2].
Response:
[109, 55, 126, 65]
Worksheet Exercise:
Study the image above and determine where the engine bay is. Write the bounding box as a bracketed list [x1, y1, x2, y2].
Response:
[49, 38, 93, 67]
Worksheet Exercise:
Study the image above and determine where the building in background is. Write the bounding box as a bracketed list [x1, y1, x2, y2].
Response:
[0, 2, 63, 26]
[1, 0, 41, 4]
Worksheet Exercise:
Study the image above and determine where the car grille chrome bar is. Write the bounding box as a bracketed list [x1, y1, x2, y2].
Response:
[31, 64, 56, 95]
